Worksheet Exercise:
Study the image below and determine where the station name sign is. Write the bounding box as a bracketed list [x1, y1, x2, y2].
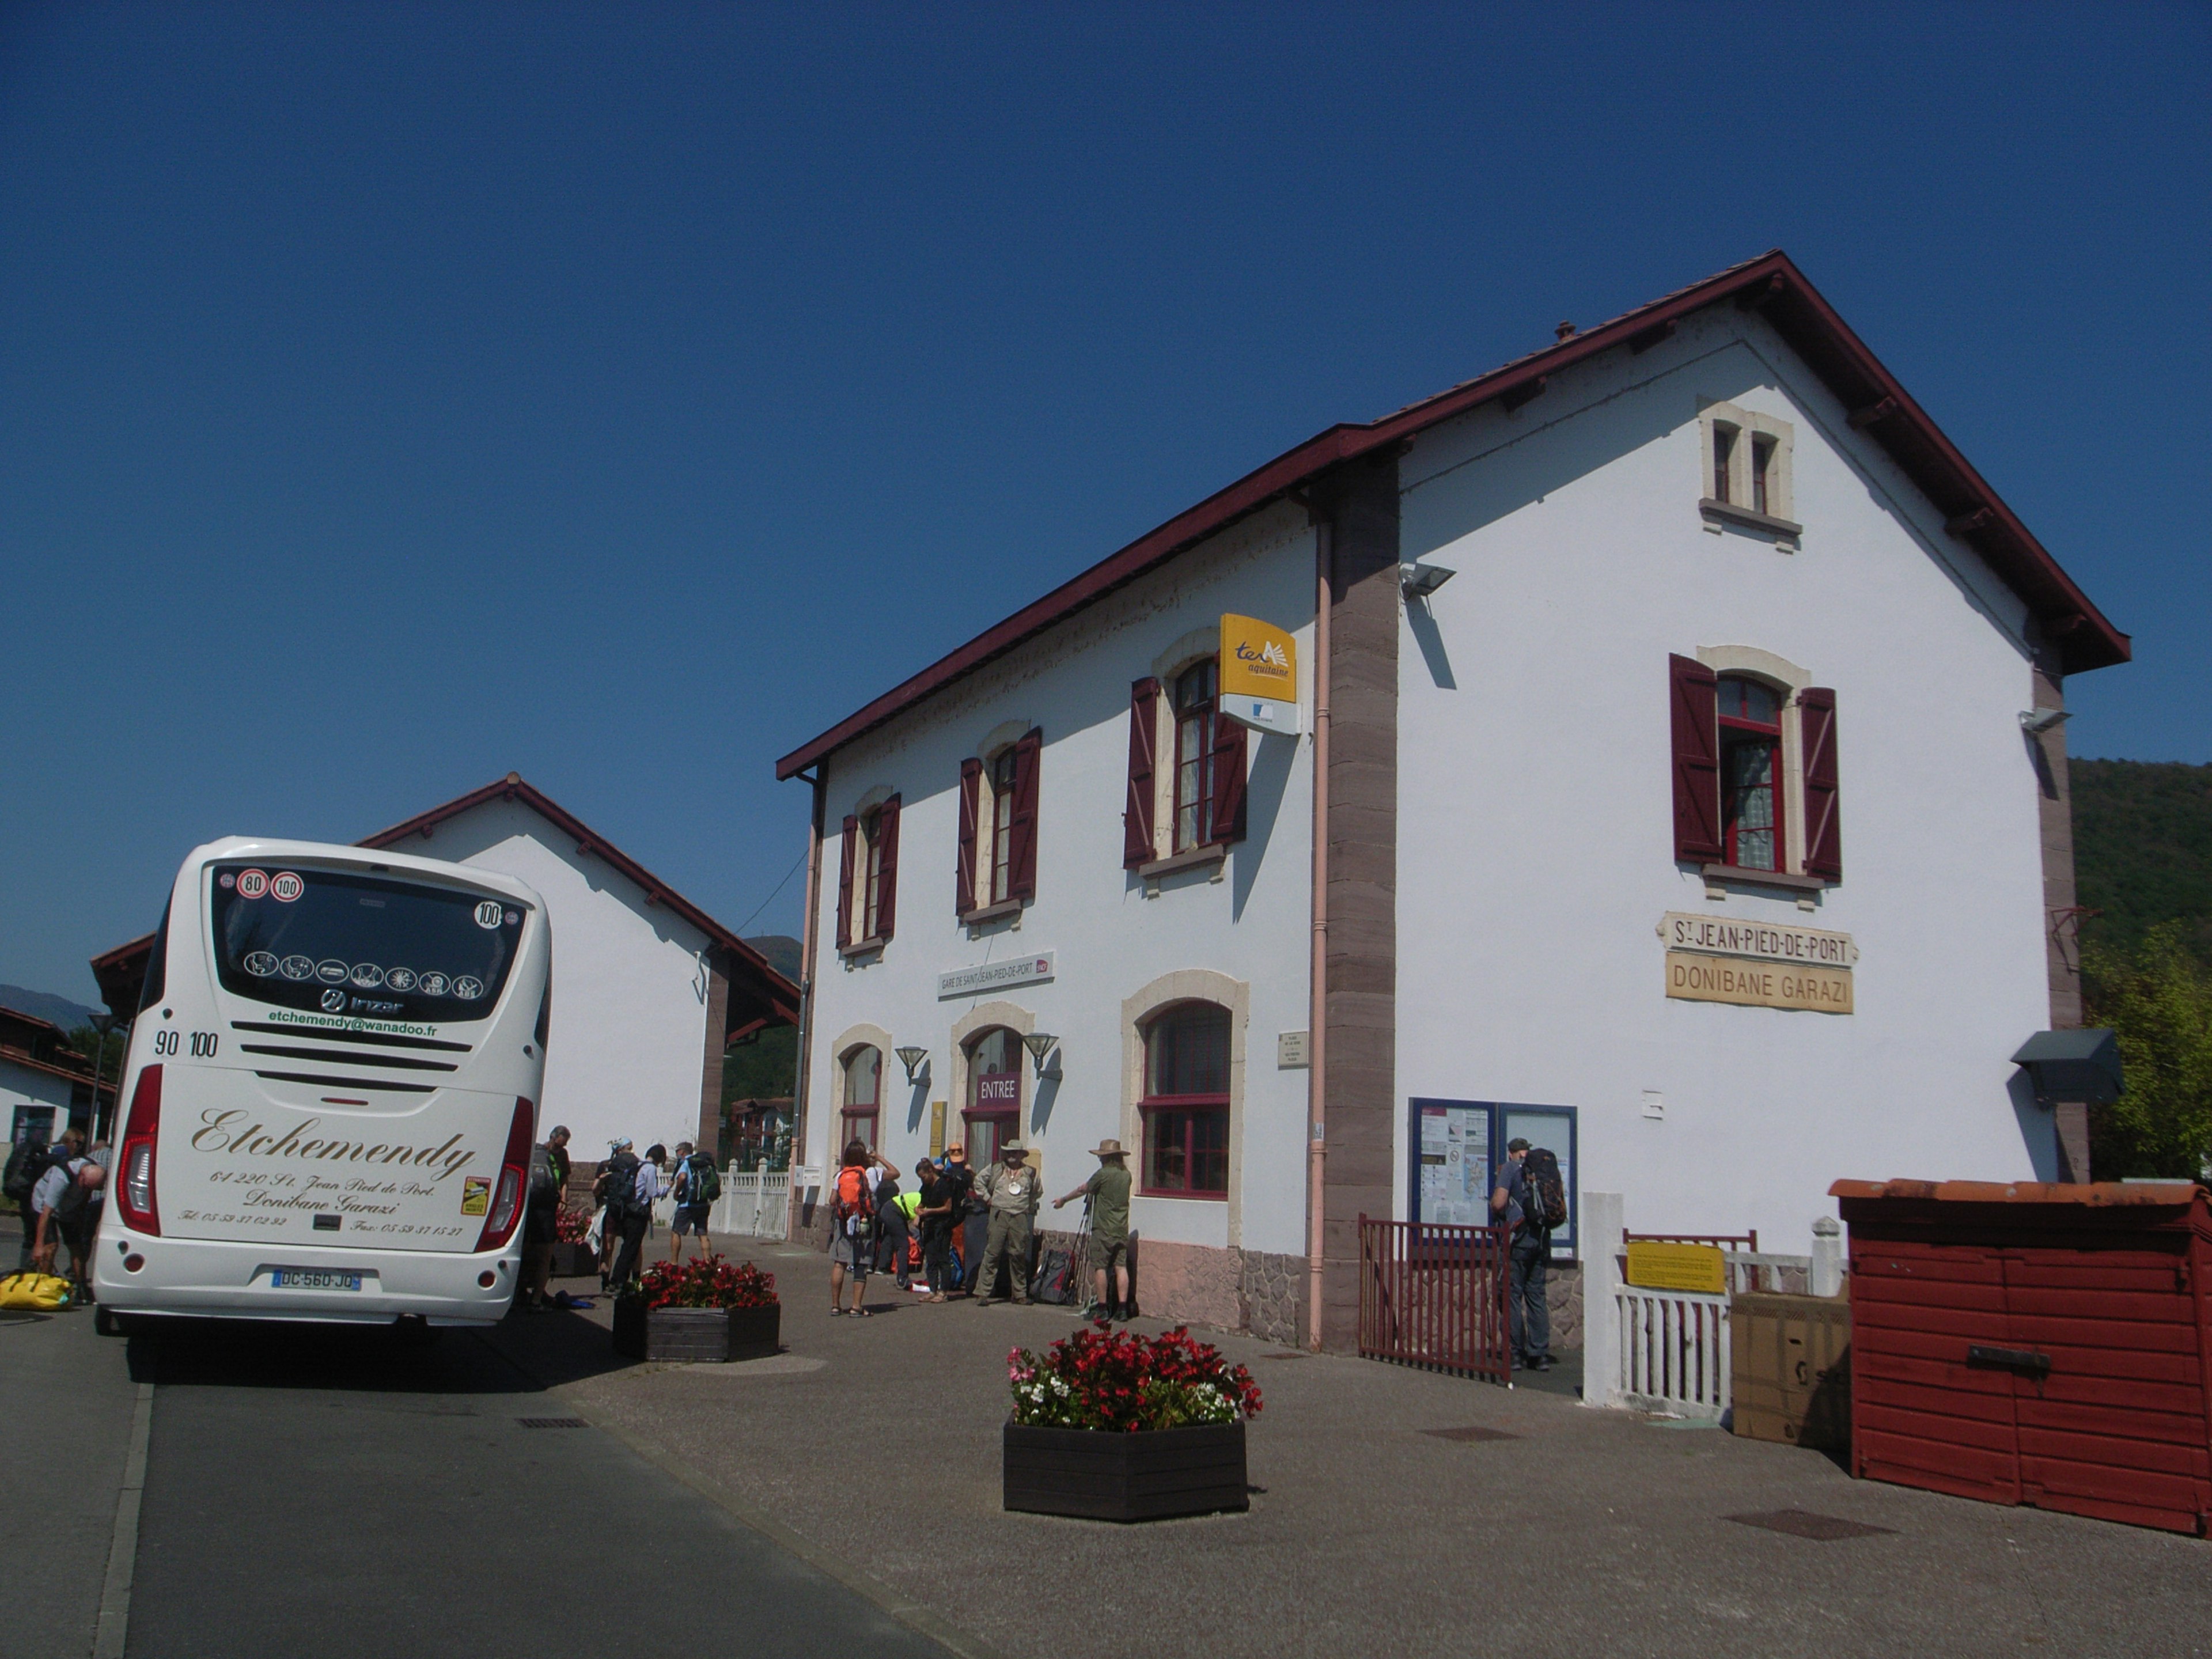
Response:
[938, 952, 1055, 1001]
[1660, 912, 1856, 1016]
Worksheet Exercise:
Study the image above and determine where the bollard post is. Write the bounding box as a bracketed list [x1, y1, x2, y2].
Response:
[1580, 1192, 1624, 1408]
[1810, 1215, 1843, 1298]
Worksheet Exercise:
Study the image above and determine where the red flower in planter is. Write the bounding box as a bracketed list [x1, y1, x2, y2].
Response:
[554, 1203, 594, 1244]
[1006, 1325, 1262, 1431]
[634, 1255, 778, 1311]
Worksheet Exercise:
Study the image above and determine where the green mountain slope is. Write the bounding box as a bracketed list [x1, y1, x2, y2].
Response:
[2072, 759, 2212, 966]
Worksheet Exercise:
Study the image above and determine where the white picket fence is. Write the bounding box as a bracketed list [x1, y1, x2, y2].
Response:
[1615, 1285, 1732, 1419]
[1581, 1194, 1842, 1421]
[709, 1167, 792, 1241]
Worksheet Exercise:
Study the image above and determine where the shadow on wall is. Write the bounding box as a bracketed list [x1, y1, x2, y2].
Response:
[2009, 1067, 2061, 1183]
[1232, 732, 1297, 922]
[1406, 595, 1455, 690]
[1030, 1070, 1062, 1136]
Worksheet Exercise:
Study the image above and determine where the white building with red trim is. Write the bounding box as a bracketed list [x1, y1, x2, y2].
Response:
[92, 776, 797, 1164]
[777, 251, 2126, 1348]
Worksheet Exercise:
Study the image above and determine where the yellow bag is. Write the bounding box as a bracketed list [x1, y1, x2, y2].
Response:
[0, 1272, 73, 1310]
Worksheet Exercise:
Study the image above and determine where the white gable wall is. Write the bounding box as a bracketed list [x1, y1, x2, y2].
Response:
[1396, 308, 2056, 1253]
[403, 797, 714, 1161]
[3, 1059, 75, 1144]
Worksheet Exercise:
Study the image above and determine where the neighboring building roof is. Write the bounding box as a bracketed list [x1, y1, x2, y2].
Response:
[0, 1044, 108, 1093]
[778, 250, 2127, 781]
[0, 1004, 68, 1040]
[89, 775, 801, 1032]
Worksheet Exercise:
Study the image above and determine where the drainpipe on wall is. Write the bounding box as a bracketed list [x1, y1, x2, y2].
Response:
[1306, 517, 1333, 1350]
[791, 768, 827, 1230]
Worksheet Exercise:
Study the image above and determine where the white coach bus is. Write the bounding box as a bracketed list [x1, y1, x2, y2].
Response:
[93, 837, 550, 1332]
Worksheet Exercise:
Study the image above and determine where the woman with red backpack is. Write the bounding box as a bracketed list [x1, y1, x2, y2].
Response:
[830, 1139, 897, 1317]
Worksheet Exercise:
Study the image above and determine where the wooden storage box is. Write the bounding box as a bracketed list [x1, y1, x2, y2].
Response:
[613, 1300, 781, 1363]
[1003, 1421, 1247, 1522]
[1730, 1290, 1851, 1451]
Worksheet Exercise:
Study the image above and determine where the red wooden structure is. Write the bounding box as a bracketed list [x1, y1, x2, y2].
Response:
[1357, 1215, 1511, 1384]
[1835, 1178, 2212, 1536]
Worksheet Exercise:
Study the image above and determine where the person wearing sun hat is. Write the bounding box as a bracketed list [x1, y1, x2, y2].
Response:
[972, 1142, 1041, 1304]
[1054, 1138, 1133, 1324]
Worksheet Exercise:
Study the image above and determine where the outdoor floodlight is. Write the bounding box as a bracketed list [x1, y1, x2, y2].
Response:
[1021, 1032, 1059, 1075]
[2011, 1028, 2123, 1109]
[2018, 708, 2072, 734]
[1399, 562, 1457, 600]
[895, 1045, 929, 1085]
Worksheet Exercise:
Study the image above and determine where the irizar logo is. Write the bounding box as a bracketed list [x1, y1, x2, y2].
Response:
[320, 988, 347, 1013]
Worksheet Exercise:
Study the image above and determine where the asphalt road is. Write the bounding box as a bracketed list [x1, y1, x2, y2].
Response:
[1, 1257, 948, 1659]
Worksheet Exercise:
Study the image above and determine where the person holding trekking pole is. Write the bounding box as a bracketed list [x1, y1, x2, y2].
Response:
[1052, 1138, 1132, 1324]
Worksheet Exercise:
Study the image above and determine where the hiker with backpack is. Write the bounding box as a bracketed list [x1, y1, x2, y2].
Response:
[830, 1140, 896, 1317]
[668, 1141, 720, 1263]
[519, 1124, 571, 1311]
[871, 1158, 910, 1289]
[596, 1138, 653, 1291]
[1491, 1136, 1565, 1372]
[37, 1160, 106, 1300]
[5, 1128, 57, 1272]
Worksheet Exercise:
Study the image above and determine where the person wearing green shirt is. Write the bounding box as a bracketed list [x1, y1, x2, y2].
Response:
[1054, 1138, 1134, 1324]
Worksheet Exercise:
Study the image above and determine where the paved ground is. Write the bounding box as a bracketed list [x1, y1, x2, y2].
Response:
[18, 1218, 2212, 1658]
[533, 1234, 2212, 1659]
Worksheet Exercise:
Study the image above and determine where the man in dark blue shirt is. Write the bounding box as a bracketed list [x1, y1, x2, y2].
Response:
[1490, 1137, 1554, 1372]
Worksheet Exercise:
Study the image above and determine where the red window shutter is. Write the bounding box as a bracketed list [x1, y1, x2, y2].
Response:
[1009, 727, 1043, 900]
[1669, 654, 1724, 863]
[956, 758, 982, 915]
[1209, 703, 1247, 846]
[874, 795, 900, 941]
[835, 815, 857, 949]
[1800, 688, 1841, 881]
[1124, 677, 1160, 868]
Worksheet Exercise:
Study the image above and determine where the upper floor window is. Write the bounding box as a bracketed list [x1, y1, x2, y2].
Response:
[1140, 1001, 1230, 1198]
[841, 1045, 881, 1151]
[956, 730, 1040, 918]
[1669, 655, 1840, 883]
[836, 796, 900, 953]
[1716, 676, 1782, 873]
[1173, 661, 1219, 853]
[1699, 402, 1798, 537]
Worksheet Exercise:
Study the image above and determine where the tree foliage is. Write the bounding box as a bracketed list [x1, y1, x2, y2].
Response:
[2072, 759, 2212, 970]
[2084, 922, 2212, 1181]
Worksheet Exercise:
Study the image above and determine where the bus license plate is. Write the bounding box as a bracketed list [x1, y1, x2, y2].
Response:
[271, 1270, 362, 1291]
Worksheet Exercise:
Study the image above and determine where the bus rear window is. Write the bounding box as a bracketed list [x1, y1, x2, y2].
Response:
[209, 863, 527, 1022]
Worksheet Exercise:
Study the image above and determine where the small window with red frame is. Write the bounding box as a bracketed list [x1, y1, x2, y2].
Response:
[1141, 1002, 1229, 1198]
[841, 1045, 881, 1152]
[1717, 676, 1782, 872]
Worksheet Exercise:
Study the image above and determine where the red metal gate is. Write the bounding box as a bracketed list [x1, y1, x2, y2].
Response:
[1358, 1215, 1512, 1383]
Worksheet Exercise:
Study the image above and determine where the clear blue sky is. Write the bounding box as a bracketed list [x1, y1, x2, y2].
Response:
[4, 3, 2207, 1007]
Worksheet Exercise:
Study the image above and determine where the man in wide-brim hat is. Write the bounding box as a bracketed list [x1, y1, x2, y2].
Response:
[1054, 1138, 1134, 1324]
[973, 1141, 1043, 1304]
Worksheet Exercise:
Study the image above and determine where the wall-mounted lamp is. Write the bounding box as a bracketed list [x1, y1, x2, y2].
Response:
[2018, 708, 2071, 734]
[895, 1046, 929, 1085]
[1399, 562, 1456, 600]
[1021, 1032, 1059, 1075]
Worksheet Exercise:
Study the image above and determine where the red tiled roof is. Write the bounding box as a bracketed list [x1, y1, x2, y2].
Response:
[777, 250, 2127, 781]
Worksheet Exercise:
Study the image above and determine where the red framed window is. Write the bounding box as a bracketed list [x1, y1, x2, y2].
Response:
[1172, 661, 1218, 853]
[963, 1027, 1021, 1164]
[1717, 676, 1782, 872]
[836, 795, 899, 949]
[861, 810, 885, 937]
[1139, 1002, 1229, 1198]
[840, 1045, 881, 1152]
[988, 748, 1018, 904]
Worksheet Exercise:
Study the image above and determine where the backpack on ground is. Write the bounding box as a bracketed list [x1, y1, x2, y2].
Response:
[1522, 1147, 1569, 1234]
[0, 1272, 73, 1311]
[687, 1156, 720, 1206]
[1031, 1247, 1074, 1305]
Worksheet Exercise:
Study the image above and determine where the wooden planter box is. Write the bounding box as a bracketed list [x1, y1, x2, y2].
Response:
[612, 1300, 781, 1363]
[549, 1241, 599, 1279]
[1003, 1421, 1248, 1522]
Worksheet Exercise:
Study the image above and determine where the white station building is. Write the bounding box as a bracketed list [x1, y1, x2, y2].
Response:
[775, 252, 2127, 1350]
[93, 775, 798, 1164]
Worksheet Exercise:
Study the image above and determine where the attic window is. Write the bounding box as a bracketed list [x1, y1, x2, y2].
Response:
[1699, 402, 1800, 540]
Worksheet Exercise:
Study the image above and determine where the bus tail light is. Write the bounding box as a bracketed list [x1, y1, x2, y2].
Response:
[476, 1096, 535, 1253]
[118, 1065, 163, 1236]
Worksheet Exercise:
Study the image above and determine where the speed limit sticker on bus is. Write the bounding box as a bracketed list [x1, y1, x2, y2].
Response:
[270, 872, 304, 902]
[236, 869, 269, 899]
[474, 901, 503, 929]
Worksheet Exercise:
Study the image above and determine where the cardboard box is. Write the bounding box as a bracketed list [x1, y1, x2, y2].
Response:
[1730, 1290, 1851, 1451]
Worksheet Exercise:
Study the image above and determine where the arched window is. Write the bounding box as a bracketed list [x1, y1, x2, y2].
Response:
[963, 1027, 1022, 1164]
[841, 1045, 881, 1152]
[1139, 1001, 1229, 1198]
[1172, 661, 1218, 853]
[1717, 676, 1782, 873]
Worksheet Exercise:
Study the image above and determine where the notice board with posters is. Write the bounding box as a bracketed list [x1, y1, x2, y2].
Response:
[1408, 1098, 1580, 1259]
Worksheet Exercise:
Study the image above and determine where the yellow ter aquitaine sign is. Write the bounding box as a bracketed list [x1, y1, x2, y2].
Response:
[1219, 614, 1297, 705]
[1624, 1240, 1727, 1294]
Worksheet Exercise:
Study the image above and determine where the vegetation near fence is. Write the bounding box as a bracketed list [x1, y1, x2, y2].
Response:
[2085, 922, 2212, 1180]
